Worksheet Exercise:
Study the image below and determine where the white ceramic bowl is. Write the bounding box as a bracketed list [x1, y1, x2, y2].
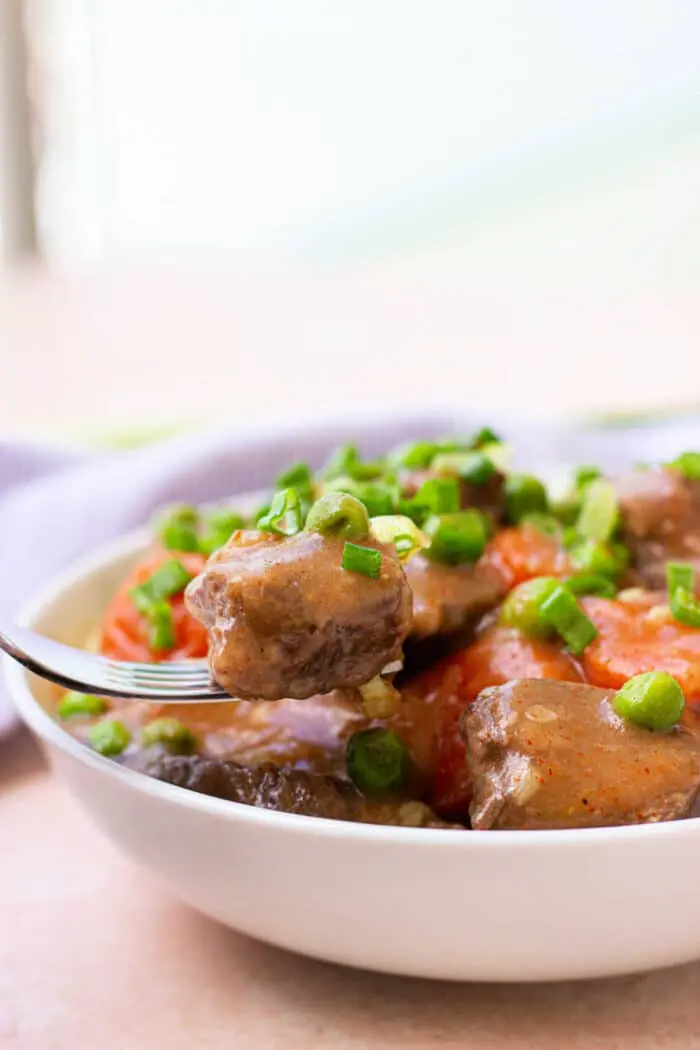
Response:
[7, 529, 700, 983]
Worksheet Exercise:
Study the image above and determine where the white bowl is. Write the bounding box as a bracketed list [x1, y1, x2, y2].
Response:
[7, 529, 700, 982]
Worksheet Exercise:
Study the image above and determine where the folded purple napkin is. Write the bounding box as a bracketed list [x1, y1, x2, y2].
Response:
[2, 409, 698, 737]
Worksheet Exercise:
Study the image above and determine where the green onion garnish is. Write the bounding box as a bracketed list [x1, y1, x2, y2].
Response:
[387, 440, 436, 470]
[155, 505, 200, 553]
[504, 474, 548, 524]
[322, 444, 383, 481]
[520, 513, 562, 538]
[369, 515, 429, 561]
[146, 600, 176, 651]
[323, 476, 396, 519]
[346, 727, 410, 795]
[431, 450, 496, 486]
[276, 461, 314, 494]
[416, 477, 460, 514]
[669, 452, 700, 480]
[199, 507, 246, 555]
[141, 717, 197, 754]
[424, 510, 487, 565]
[499, 577, 561, 638]
[341, 541, 382, 578]
[613, 672, 685, 731]
[667, 561, 695, 596]
[539, 584, 598, 655]
[58, 692, 108, 720]
[469, 426, 502, 449]
[670, 587, 700, 628]
[564, 574, 617, 598]
[401, 476, 461, 524]
[305, 492, 370, 539]
[665, 562, 700, 628]
[568, 538, 628, 579]
[88, 719, 132, 756]
[576, 479, 619, 542]
[257, 487, 304, 536]
[574, 465, 602, 489]
[130, 559, 192, 610]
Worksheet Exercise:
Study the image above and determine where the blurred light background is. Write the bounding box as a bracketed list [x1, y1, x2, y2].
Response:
[1, 1, 699, 433]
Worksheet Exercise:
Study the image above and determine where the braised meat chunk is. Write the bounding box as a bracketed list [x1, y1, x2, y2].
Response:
[405, 554, 506, 638]
[133, 752, 454, 827]
[463, 678, 700, 830]
[185, 529, 412, 701]
[615, 467, 700, 588]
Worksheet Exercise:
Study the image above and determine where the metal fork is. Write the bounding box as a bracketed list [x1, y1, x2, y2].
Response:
[0, 621, 230, 701]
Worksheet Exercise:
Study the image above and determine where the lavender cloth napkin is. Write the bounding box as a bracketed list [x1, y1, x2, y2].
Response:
[2, 409, 698, 738]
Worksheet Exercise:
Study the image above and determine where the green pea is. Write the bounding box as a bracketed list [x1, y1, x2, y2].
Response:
[613, 672, 685, 731]
[141, 718, 197, 754]
[58, 692, 108, 720]
[88, 719, 131, 756]
[505, 474, 549, 524]
[346, 728, 410, 795]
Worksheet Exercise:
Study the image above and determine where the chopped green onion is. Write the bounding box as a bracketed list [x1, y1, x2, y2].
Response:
[323, 476, 396, 518]
[505, 474, 548, 524]
[576, 479, 619, 542]
[276, 461, 314, 494]
[257, 487, 304, 536]
[501, 576, 598, 650]
[369, 515, 429, 561]
[88, 719, 131, 756]
[346, 727, 410, 794]
[416, 477, 460, 514]
[424, 510, 487, 565]
[613, 672, 685, 731]
[435, 428, 503, 453]
[499, 577, 561, 638]
[469, 426, 502, 449]
[322, 444, 383, 481]
[387, 440, 436, 470]
[564, 574, 617, 598]
[550, 494, 582, 527]
[130, 559, 192, 610]
[146, 600, 176, 651]
[401, 476, 461, 524]
[670, 587, 700, 628]
[199, 507, 247, 555]
[141, 717, 197, 754]
[480, 441, 511, 472]
[155, 505, 200, 553]
[341, 541, 382, 578]
[358, 676, 401, 718]
[58, 692, 108, 720]
[539, 584, 598, 655]
[574, 465, 602, 489]
[431, 451, 496, 486]
[667, 561, 695, 596]
[305, 492, 369, 539]
[205, 506, 246, 533]
[568, 538, 628, 578]
[520, 513, 562, 538]
[669, 452, 700, 480]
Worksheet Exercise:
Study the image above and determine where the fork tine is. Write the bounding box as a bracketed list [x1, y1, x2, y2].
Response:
[0, 620, 234, 702]
[104, 662, 212, 683]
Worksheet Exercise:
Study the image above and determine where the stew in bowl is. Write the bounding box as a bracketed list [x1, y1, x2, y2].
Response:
[51, 431, 700, 833]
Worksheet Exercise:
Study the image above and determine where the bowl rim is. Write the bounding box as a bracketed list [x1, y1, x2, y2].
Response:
[7, 524, 700, 851]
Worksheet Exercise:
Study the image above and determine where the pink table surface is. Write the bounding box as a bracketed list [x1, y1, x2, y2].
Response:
[4, 731, 700, 1049]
